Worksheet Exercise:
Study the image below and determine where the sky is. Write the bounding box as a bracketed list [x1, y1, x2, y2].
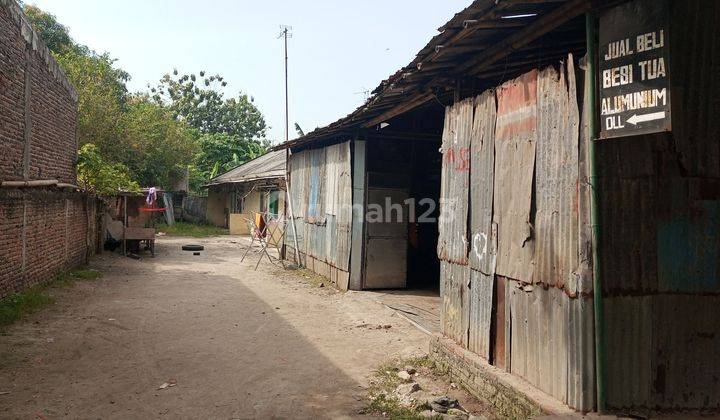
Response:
[28, 0, 470, 144]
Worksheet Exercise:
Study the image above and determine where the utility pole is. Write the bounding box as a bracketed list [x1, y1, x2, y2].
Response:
[278, 25, 292, 144]
[278, 25, 301, 267]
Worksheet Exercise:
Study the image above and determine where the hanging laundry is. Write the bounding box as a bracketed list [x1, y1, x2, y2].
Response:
[146, 187, 157, 206]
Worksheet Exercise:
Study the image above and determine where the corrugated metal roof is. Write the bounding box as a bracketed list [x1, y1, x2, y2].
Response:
[205, 150, 286, 186]
[271, 0, 589, 151]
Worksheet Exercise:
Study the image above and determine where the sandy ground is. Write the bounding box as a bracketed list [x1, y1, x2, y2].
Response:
[0, 236, 432, 419]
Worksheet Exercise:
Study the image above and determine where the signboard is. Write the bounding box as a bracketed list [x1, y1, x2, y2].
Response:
[599, 0, 670, 139]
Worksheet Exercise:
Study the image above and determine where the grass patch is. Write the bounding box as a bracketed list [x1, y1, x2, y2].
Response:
[0, 286, 54, 328]
[364, 394, 432, 420]
[362, 358, 439, 419]
[156, 221, 228, 237]
[0, 266, 102, 328]
[296, 268, 331, 288]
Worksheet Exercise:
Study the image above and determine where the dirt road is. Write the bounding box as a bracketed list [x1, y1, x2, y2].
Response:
[0, 236, 430, 419]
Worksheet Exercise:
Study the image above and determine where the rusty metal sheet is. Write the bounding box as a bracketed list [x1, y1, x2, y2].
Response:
[286, 141, 352, 271]
[469, 90, 497, 276]
[494, 70, 537, 283]
[440, 261, 470, 347]
[670, 0, 720, 178]
[576, 54, 593, 296]
[509, 282, 568, 403]
[651, 294, 720, 409]
[468, 269, 493, 360]
[492, 275, 509, 371]
[604, 296, 652, 410]
[438, 98, 472, 265]
[566, 294, 595, 412]
[605, 295, 720, 412]
[657, 200, 720, 293]
[534, 57, 580, 288]
[598, 176, 658, 294]
[307, 148, 326, 223]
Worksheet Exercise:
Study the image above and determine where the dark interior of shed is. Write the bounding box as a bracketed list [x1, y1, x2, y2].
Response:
[362, 106, 444, 291]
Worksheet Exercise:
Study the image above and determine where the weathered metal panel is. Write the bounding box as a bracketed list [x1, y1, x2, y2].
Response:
[670, 0, 720, 178]
[288, 151, 307, 219]
[598, 175, 658, 294]
[286, 141, 352, 271]
[468, 269, 493, 360]
[364, 238, 407, 289]
[566, 294, 595, 412]
[349, 140, 366, 290]
[494, 70, 538, 283]
[469, 90, 497, 276]
[535, 57, 579, 289]
[657, 200, 720, 293]
[438, 98, 472, 265]
[606, 295, 720, 412]
[307, 148, 326, 223]
[509, 282, 568, 403]
[651, 294, 720, 409]
[604, 296, 653, 410]
[576, 53, 593, 296]
[440, 261, 470, 347]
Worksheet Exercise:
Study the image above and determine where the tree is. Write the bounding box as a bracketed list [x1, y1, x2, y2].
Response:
[76, 144, 139, 195]
[55, 50, 129, 156]
[121, 96, 197, 188]
[195, 132, 269, 176]
[22, 5, 73, 53]
[151, 71, 269, 182]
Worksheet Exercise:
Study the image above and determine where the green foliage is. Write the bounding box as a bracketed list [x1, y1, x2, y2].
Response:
[0, 266, 101, 328]
[151, 71, 270, 184]
[22, 5, 73, 53]
[25, 5, 269, 192]
[55, 50, 129, 152]
[195, 132, 268, 177]
[156, 221, 228, 237]
[76, 144, 140, 195]
[0, 286, 54, 328]
[121, 97, 197, 187]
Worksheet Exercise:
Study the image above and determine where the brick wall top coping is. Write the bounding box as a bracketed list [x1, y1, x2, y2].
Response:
[1, 0, 79, 102]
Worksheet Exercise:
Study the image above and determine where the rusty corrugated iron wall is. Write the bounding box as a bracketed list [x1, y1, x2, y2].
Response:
[437, 55, 595, 411]
[438, 99, 472, 265]
[597, 2, 720, 412]
[286, 141, 352, 272]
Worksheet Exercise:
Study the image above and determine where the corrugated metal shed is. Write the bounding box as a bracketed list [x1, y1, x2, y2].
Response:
[272, 0, 588, 152]
[286, 142, 352, 272]
[205, 150, 286, 186]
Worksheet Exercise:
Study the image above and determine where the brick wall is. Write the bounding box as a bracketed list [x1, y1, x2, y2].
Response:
[0, 0, 78, 183]
[0, 0, 98, 299]
[0, 191, 98, 298]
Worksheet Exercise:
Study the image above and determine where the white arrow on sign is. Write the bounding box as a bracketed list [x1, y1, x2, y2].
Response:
[626, 111, 666, 126]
